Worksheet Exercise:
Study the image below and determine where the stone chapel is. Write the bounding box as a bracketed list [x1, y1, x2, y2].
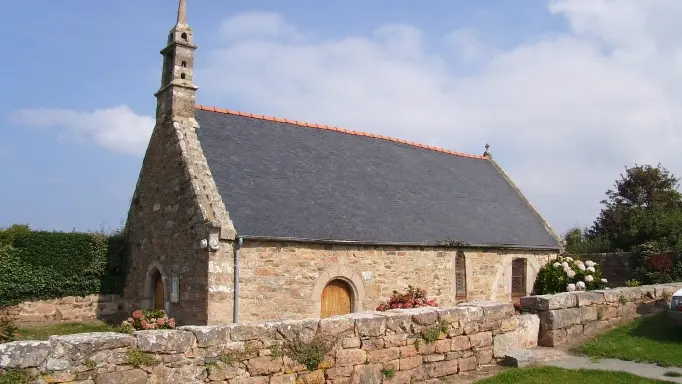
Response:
[123, 0, 562, 326]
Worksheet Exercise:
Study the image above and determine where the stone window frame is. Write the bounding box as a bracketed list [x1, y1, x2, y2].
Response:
[311, 265, 367, 317]
[511, 257, 528, 299]
[141, 260, 170, 314]
[454, 250, 468, 301]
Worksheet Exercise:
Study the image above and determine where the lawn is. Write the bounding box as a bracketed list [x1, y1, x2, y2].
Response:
[575, 312, 682, 367]
[474, 366, 671, 384]
[15, 321, 117, 341]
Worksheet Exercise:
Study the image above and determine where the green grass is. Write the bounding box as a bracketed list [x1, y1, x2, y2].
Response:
[474, 366, 670, 384]
[16, 321, 116, 341]
[575, 312, 682, 367]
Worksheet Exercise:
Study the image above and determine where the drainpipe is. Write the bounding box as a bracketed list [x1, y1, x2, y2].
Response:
[233, 237, 243, 323]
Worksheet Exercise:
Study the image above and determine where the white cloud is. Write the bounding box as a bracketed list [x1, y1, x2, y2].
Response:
[218, 11, 305, 42]
[14, 3, 682, 233]
[11, 106, 154, 156]
[196, 4, 682, 232]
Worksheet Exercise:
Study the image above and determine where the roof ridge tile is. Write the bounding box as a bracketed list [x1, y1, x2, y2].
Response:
[195, 104, 488, 160]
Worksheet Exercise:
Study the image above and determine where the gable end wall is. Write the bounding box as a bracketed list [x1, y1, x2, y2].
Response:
[124, 107, 235, 325]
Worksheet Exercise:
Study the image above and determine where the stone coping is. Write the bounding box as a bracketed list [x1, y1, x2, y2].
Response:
[520, 283, 682, 312]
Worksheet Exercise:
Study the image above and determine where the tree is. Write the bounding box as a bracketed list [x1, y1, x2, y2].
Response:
[563, 226, 611, 254]
[588, 164, 682, 251]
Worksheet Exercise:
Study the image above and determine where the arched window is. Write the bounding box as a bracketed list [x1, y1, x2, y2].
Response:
[455, 251, 467, 301]
[320, 279, 353, 318]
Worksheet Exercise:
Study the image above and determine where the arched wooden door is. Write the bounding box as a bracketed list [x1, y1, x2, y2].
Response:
[153, 271, 164, 311]
[321, 280, 353, 318]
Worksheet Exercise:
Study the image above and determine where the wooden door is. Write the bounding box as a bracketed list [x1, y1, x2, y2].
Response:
[321, 280, 352, 318]
[153, 272, 164, 311]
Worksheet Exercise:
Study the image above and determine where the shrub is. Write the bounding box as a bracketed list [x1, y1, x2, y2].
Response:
[534, 256, 608, 295]
[121, 309, 176, 332]
[126, 349, 158, 368]
[0, 225, 129, 309]
[0, 311, 18, 344]
[632, 241, 682, 284]
[0, 369, 33, 384]
[376, 285, 438, 311]
[282, 332, 336, 371]
[420, 321, 448, 344]
[625, 279, 642, 287]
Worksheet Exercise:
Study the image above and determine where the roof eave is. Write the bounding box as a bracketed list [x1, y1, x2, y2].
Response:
[237, 235, 560, 251]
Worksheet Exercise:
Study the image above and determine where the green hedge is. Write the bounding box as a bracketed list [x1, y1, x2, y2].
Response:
[0, 225, 129, 309]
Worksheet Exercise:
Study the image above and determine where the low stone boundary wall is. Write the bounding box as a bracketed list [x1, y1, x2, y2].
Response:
[3, 294, 123, 324]
[0, 302, 539, 383]
[520, 283, 682, 347]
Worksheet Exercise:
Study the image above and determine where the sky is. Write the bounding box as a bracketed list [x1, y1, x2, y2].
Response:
[3, 0, 682, 236]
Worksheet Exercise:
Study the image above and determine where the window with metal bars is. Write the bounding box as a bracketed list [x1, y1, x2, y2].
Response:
[511, 258, 527, 298]
[455, 251, 467, 300]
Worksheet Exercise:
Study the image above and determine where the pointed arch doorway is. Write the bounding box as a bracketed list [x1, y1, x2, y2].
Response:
[152, 269, 164, 311]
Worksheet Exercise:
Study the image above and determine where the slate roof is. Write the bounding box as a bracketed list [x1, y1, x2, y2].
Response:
[194, 106, 560, 249]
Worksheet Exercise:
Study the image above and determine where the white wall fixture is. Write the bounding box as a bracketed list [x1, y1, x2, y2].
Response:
[170, 276, 180, 303]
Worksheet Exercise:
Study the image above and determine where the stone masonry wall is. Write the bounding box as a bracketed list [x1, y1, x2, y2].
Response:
[566, 252, 636, 288]
[4, 295, 123, 324]
[520, 282, 682, 347]
[207, 241, 557, 323]
[0, 302, 536, 384]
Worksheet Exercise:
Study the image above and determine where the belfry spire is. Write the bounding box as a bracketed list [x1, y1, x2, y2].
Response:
[154, 0, 198, 118]
[177, 0, 187, 25]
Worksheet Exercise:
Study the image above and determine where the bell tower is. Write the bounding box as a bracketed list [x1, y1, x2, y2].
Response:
[154, 0, 198, 119]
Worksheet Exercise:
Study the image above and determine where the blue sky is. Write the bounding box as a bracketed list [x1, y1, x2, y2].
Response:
[3, 1, 682, 235]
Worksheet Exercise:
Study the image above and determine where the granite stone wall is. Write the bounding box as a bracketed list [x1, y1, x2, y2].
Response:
[566, 252, 636, 288]
[520, 282, 682, 347]
[4, 295, 123, 324]
[0, 302, 538, 384]
[207, 241, 558, 323]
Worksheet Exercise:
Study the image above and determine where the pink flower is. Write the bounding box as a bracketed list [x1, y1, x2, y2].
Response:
[132, 310, 143, 319]
[157, 318, 166, 326]
[168, 319, 176, 328]
[141, 321, 150, 330]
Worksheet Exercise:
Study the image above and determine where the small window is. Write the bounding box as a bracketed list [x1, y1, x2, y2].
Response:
[455, 251, 467, 300]
[181, 61, 187, 68]
[511, 258, 527, 301]
[180, 73, 186, 79]
[181, 32, 188, 41]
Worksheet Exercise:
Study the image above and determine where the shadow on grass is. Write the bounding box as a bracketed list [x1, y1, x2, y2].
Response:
[576, 312, 682, 367]
[628, 313, 682, 344]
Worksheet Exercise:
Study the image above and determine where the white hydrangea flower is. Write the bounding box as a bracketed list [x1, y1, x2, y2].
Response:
[585, 260, 595, 267]
[576, 281, 586, 290]
[601, 278, 608, 283]
[587, 266, 596, 273]
[577, 263, 586, 271]
[585, 275, 594, 282]
[565, 257, 574, 262]
[553, 262, 561, 268]
[566, 270, 576, 279]
[567, 283, 576, 292]
[562, 262, 569, 269]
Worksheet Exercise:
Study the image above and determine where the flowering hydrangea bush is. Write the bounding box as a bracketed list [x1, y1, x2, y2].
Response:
[376, 285, 438, 311]
[121, 309, 176, 332]
[534, 256, 608, 295]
